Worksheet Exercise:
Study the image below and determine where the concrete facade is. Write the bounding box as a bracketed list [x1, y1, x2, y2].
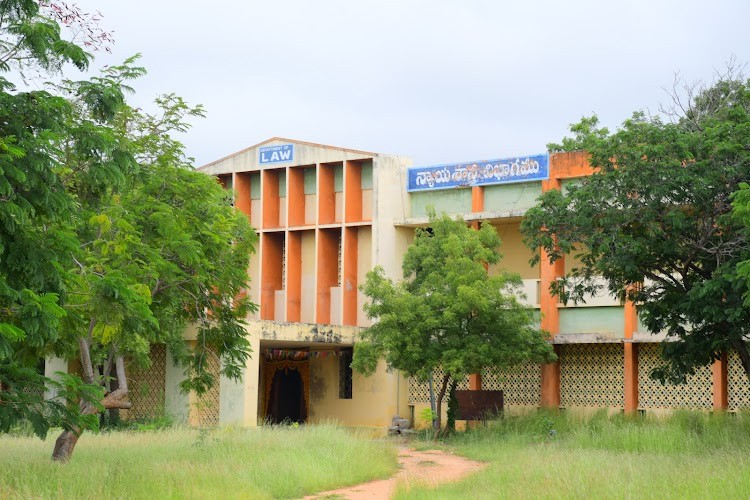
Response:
[48, 138, 745, 428]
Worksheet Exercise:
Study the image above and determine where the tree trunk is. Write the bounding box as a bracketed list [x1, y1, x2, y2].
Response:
[434, 373, 451, 436]
[51, 400, 97, 462]
[51, 356, 131, 462]
[52, 429, 81, 461]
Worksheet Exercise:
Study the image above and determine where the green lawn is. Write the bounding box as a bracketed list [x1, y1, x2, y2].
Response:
[0, 424, 397, 499]
[398, 410, 750, 499]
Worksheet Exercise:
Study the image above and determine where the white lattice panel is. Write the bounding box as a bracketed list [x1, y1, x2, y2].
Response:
[195, 350, 221, 426]
[128, 345, 166, 419]
[482, 362, 541, 406]
[638, 343, 712, 410]
[408, 367, 469, 404]
[559, 343, 624, 408]
[728, 349, 750, 411]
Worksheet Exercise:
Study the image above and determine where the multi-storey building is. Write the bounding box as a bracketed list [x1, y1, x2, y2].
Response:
[48, 137, 750, 427]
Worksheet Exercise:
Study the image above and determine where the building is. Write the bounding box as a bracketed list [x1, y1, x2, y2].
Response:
[47, 137, 750, 427]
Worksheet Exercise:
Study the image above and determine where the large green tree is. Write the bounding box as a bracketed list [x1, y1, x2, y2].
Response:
[352, 211, 555, 431]
[0, 0, 117, 441]
[49, 75, 257, 461]
[521, 72, 750, 384]
[0, 1, 257, 461]
[734, 183, 750, 307]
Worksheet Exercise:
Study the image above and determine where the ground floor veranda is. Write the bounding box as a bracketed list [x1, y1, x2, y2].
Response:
[44, 321, 750, 428]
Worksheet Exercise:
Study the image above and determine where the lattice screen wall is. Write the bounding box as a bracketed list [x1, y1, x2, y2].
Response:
[638, 343, 712, 410]
[728, 349, 750, 411]
[128, 344, 167, 419]
[559, 344, 624, 409]
[408, 368, 469, 404]
[482, 362, 541, 406]
[21, 384, 45, 399]
[194, 349, 221, 427]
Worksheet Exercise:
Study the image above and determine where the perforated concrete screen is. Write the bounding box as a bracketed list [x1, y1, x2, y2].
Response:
[408, 368, 469, 404]
[194, 350, 221, 427]
[559, 343, 625, 409]
[638, 343, 712, 410]
[482, 362, 541, 406]
[128, 344, 166, 419]
[728, 350, 750, 411]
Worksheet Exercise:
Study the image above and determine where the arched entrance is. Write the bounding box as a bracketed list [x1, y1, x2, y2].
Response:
[264, 361, 309, 424]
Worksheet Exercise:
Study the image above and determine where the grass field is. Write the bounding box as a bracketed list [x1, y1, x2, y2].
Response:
[397, 410, 750, 499]
[0, 424, 397, 499]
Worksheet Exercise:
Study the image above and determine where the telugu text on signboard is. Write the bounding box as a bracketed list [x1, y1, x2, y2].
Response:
[407, 154, 549, 192]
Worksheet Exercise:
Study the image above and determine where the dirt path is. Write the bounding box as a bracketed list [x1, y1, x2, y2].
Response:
[304, 447, 486, 499]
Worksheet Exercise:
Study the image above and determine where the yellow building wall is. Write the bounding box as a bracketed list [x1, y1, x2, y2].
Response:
[308, 357, 409, 427]
[489, 222, 538, 280]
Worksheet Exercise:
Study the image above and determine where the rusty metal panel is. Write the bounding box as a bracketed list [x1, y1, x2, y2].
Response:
[455, 390, 504, 420]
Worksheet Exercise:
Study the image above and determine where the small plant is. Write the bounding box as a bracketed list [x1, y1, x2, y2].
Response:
[419, 407, 435, 427]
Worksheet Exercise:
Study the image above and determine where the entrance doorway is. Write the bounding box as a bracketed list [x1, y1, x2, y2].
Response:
[264, 362, 309, 424]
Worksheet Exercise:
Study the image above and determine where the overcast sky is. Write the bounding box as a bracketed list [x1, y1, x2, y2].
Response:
[68, 0, 750, 167]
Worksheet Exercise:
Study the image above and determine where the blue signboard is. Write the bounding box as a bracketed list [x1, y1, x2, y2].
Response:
[259, 144, 294, 165]
[407, 154, 549, 192]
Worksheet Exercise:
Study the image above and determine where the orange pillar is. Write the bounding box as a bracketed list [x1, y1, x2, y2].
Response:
[344, 161, 363, 223]
[260, 234, 283, 320]
[468, 186, 484, 390]
[262, 170, 280, 229]
[468, 373, 482, 390]
[623, 296, 639, 413]
[539, 176, 562, 408]
[234, 172, 252, 220]
[315, 229, 339, 324]
[471, 186, 484, 213]
[287, 168, 305, 227]
[286, 232, 301, 322]
[318, 164, 335, 224]
[712, 352, 728, 410]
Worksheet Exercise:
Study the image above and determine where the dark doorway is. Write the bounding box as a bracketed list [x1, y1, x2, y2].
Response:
[268, 368, 307, 424]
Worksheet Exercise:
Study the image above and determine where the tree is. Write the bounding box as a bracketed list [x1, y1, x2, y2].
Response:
[0, 1, 258, 461]
[352, 211, 555, 432]
[50, 78, 257, 461]
[521, 71, 750, 384]
[733, 183, 750, 306]
[0, 0, 118, 441]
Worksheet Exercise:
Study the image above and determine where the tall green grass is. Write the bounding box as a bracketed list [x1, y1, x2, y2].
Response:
[0, 424, 397, 499]
[400, 410, 750, 499]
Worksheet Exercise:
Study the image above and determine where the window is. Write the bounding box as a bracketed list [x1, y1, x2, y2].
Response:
[339, 348, 353, 399]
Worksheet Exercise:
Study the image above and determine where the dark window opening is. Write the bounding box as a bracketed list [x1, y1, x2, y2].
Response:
[339, 348, 353, 399]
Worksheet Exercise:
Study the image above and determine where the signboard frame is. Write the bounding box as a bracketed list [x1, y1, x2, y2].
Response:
[407, 154, 549, 192]
[259, 144, 295, 165]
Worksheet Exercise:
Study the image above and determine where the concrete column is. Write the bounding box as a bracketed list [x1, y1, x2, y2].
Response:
[242, 335, 262, 426]
[468, 186, 484, 389]
[165, 347, 189, 424]
[623, 297, 639, 413]
[219, 363, 245, 426]
[468, 373, 482, 390]
[539, 177, 562, 408]
[44, 356, 69, 400]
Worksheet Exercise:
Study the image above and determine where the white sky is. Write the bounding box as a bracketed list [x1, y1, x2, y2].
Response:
[68, 0, 750, 167]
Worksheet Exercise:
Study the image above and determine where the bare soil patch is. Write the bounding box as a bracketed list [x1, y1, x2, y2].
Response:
[304, 447, 486, 499]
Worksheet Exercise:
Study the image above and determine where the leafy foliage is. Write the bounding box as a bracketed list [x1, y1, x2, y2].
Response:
[353, 210, 554, 430]
[733, 183, 750, 307]
[0, 2, 257, 458]
[522, 72, 750, 383]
